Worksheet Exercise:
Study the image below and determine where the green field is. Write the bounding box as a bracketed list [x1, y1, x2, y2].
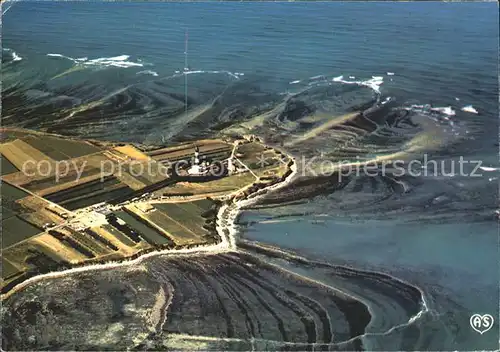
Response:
[1, 206, 17, 221]
[44, 177, 133, 210]
[1, 154, 19, 175]
[2, 216, 42, 249]
[67, 229, 110, 256]
[1, 183, 39, 248]
[191, 199, 214, 210]
[101, 224, 137, 247]
[22, 135, 101, 160]
[0, 130, 35, 143]
[114, 210, 172, 246]
[148, 208, 201, 242]
[2, 182, 29, 201]
[22, 168, 101, 192]
[2, 258, 22, 279]
[153, 203, 207, 237]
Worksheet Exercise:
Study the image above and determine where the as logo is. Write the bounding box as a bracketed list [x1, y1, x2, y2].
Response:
[470, 314, 494, 334]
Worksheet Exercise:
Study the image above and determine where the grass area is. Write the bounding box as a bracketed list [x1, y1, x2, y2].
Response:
[197, 173, 257, 190]
[2, 216, 42, 249]
[1, 154, 19, 175]
[123, 161, 169, 186]
[2, 258, 21, 279]
[22, 168, 101, 193]
[176, 202, 207, 215]
[192, 198, 213, 208]
[148, 206, 202, 244]
[190, 199, 214, 211]
[61, 185, 132, 211]
[2, 182, 29, 201]
[42, 176, 135, 210]
[101, 224, 137, 247]
[153, 203, 208, 237]
[162, 173, 257, 197]
[0, 139, 54, 169]
[0, 129, 36, 143]
[21, 135, 70, 161]
[22, 135, 101, 160]
[236, 141, 268, 154]
[1, 206, 16, 220]
[114, 210, 172, 246]
[45, 177, 120, 203]
[114, 170, 148, 190]
[68, 229, 110, 256]
[1, 183, 40, 249]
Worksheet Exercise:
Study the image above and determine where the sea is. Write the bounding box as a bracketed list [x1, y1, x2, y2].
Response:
[1, 1, 498, 351]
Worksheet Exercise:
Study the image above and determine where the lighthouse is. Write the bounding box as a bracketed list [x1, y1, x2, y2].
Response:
[194, 145, 200, 165]
[187, 145, 208, 175]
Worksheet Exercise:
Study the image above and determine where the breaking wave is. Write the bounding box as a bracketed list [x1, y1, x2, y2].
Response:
[137, 70, 159, 77]
[47, 53, 145, 68]
[2, 48, 23, 63]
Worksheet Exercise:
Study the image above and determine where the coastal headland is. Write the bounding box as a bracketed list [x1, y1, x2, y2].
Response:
[0, 127, 294, 297]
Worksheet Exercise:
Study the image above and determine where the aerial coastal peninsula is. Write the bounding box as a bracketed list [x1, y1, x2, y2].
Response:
[0, 127, 294, 297]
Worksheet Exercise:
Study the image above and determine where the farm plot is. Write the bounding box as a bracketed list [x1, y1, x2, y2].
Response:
[2, 216, 42, 249]
[44, 176, 133, 210]
[0, 139, 54, 169]
[1, 154, 19, 175]
[22, 135, 101, 160]
[151, 202, 213, 243]
[114, 210, 172, 246]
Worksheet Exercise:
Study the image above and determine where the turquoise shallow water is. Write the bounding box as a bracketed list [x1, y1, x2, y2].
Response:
[1, 2, 498, 350]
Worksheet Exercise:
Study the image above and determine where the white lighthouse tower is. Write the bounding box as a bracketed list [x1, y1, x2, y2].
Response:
[188, 145, 207, 175]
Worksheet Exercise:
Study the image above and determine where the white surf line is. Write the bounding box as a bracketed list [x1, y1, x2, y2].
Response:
[2, 144, 298, 300]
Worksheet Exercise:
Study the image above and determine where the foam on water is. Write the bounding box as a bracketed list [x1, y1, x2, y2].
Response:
[3, 48, 23, 62]
[178, 69, 242, 80]
[479, 166, 499, 172]
[137, 70, 159, 77]
[332, 74, 384, 94]
[11, 51, 22, 61]
[430, 106, 456, 116]
[47, 53, 70, 59]
[47, 53, 145, 68]
[406, 104, 456, 117]
[461, 105, 478, 114]
[381, 96, 392, 105]
[309, 75, 324, 80]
